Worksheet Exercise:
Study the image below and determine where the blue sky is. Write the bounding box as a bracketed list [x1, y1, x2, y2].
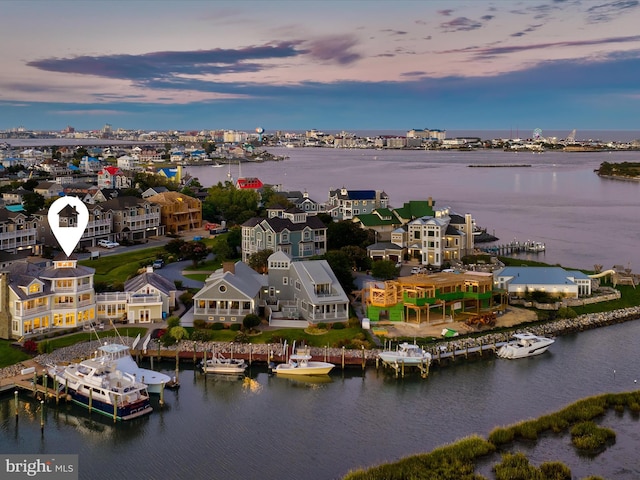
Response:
[2, 0, 640, 132]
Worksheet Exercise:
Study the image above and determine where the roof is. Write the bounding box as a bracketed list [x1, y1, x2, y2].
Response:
[393, 200, 435, 220]
[100, 196, 149, 210]
[356, 213, 398, 227]
[496, 266, 590, 285]
[125, 270, 176, 294]
[242, 214, 326, 233]
[195, 261, 267, 300]
[291, 260, 349, 303]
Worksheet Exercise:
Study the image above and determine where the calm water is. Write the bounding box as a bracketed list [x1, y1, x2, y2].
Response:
[188, 147, 640, 271]
[3, 323, 640, 479]
[3, 147, 640, 479]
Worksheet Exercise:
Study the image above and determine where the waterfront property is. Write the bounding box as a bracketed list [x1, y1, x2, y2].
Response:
[363, 271, 498, 324]
[494, 266, 592, 299]
[326, 187, 389, 221]
[192, 251, 349, 327]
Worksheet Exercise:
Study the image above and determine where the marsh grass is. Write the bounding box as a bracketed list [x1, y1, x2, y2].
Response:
[344, 391, 639, 479]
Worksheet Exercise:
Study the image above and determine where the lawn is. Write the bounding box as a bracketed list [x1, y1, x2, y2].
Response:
[41, 328, 150, 351]
[0, 340, 30, 369]
[79, 247, 163, 285]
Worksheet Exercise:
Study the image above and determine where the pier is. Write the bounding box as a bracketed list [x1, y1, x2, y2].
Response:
[478, 239, 545, 255]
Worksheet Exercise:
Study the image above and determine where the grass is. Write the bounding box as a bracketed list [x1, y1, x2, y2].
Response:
[79, 247, 163, 284]
[346, 391, 640, 479]
[0, 340, 31, 369]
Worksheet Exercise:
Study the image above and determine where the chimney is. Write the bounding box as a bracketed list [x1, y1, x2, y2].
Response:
[428, 196, 433, 207]
[223, 262, 235, 274]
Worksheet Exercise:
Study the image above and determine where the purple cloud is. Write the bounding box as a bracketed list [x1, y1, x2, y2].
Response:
[440, 17, 482, 32]
[586, 0, 639, 23]
[438, 9, 454, 16]
[27, 43, 303, 80]
[303, 35, 361, 64]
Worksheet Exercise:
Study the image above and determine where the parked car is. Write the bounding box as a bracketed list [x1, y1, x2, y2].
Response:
[152, 259, 164, 269]
[411, 266, 421, 274]
[98, 240, 120, 248]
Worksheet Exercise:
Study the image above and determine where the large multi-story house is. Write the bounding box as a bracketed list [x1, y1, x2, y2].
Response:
[0, 256, 96, 339]
[277, 190, 326, 215]
[327, 188, 389, 221]
[98, 166, 130, 189]
[147, 191, 202, 234]
[241, 206, 327, 262]
[397, 207, 475, 267]
[100, 196, 164, 242]
[192, 251, 349, 327]
[0, 208, 39, 255]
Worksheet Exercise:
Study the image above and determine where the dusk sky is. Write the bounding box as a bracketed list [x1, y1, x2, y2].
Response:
[2, 0, 640, 133]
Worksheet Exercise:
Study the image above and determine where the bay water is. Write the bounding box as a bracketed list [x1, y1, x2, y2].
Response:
[2, 146, 640, 479]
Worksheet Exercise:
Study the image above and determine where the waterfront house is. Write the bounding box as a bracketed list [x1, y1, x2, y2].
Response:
[276, 190, 325, 215]
[192, 261, 266, 325]
[326, 188, 389, 221]
[364, 271, 495, 324]
[353, 207, 402, 242]
[265, 251, 349, 327]
[34, 181, 63, 199]
[241, 207, 327, 262]
[0, 256, 96, 340]
[96, 267, 176, 324]
[494, 266, 592, 299]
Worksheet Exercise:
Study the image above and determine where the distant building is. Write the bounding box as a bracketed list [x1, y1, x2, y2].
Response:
[327, 188, 389, 221]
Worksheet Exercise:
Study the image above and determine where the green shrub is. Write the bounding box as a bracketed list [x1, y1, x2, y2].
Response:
[190, 329, 212, 342]
[347, 317, 360, 328]
[317, 322, 327, 330]
[242, 314, 261, 330]
[332, 322, 345, 330]
[229, 324, 241, 331]
[210, 322, 224, 330]
[167, 316, 180, 329]
[179, 290, 193, 307]
[193, 319, 206, 329]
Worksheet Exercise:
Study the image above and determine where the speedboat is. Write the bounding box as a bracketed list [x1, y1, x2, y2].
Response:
[201, 353, 247, 375]
[273, 349, 334, 376]
[47, 357, 152, 421]
[497, 332, 554, 359]
[95, 341, 171, 394]
[378, 342, 432, 366]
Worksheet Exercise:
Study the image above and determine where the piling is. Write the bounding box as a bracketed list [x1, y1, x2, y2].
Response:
[361, 346, 366, 371]
[33, 371, 37, 396]
[113, 395, 118, 423]
[14, 390, 18, 420]
[89, 388, 92, 413]
[160, 384, 165, 408]
[341, 347, 345, 370]
[40, 400, 44, 433]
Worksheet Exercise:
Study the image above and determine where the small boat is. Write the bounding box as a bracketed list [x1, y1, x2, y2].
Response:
[273, 348, 334, 376]
[211, 162, 225, 168]
[47, 358, 152, 421]
[201, 352, 247, 375]
[378, 342, 432, 366]
[165, 376, 180, 390]
[95, 339, 171, 394]
[497, 332, 554, 359]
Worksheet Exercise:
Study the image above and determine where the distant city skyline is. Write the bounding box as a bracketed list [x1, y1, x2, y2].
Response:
[2, 1, 640, 132]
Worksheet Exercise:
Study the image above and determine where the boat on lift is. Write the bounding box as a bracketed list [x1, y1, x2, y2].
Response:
[497, 332, 554, 359]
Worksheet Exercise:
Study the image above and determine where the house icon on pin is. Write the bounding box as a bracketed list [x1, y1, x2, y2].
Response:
[58, 204, 78, 228]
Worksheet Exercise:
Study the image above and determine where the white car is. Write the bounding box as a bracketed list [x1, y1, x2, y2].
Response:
[410, 267, 421, 274]
[98, 240, 120, 249]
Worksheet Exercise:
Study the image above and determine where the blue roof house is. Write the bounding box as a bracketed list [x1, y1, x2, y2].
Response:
[494, 266, 592, 298]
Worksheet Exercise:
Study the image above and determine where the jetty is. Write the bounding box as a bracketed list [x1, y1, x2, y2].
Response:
[478, 239, 545, 255]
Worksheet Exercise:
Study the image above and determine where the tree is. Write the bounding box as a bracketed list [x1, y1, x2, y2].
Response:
[248, 249, 273, 273]
[22, 179, 38, 191]
[322, 250, 355, 292]
[371, 260, 399, 280]
[203, 182, 260, 225]
[210, 235, 234, 261]
[22, 192, 45, 215]
[225, 226, 242, 258]
[165, 238, 186, 256]
[340, 245, 371, 272]
[327, 221, 370, 250]
[242, 314, 261, 331]
[180, 240, 210, 267]
[169, 326, 189, 342]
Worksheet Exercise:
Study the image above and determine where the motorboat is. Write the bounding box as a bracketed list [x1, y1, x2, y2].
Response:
[47, 357, 152, 421]
[378, 342, 432, 366]
[95, 340, 171, 394]
[497, 332, 554, 359]
[201, 352, 247, 375]
[273, 348, 334, 376]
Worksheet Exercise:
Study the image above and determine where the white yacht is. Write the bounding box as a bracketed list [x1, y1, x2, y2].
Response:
[201, 353, 247, 375]
[47, 357, 152, 421]
[497, 332, 554, 359]
[95, 340, 171, 394]
[273, 349, 334, 376]
[378, 342, 432, 366]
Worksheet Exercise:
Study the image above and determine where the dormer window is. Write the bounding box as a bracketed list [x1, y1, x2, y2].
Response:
[28, 283, 41, 294]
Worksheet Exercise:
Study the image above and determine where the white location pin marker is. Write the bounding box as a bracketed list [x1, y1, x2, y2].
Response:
[48, 196, 90, 257]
